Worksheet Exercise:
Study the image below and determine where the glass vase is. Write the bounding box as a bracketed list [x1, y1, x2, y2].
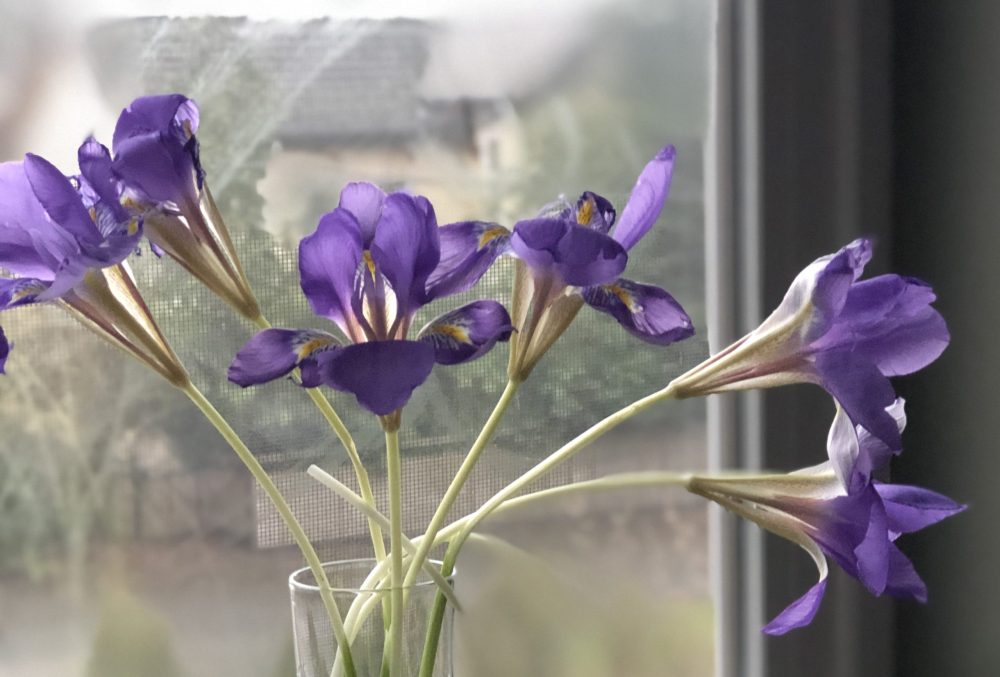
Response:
[289, 558, 454, 677]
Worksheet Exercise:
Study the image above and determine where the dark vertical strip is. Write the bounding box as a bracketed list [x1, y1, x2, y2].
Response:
[892, 3, 1000, 675]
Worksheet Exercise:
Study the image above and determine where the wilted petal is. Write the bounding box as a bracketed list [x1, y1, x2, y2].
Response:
[338, 182, 385, 245]
[228, 328, 339, 387]
[321, 340, 436, 415]
[874, 483, 967, 536]
[828, 398, 906, 493]
[299, 209, 364, 339]
[370, 192, 440, 314]
[763, 578, 829, 636]
[612, 144, 676, 251]
[816, 350, 900, 452]
[853, 496, 890, 595]
[425, 221, 510, 300]
[582, 277, 694, 345]
[417, 300, 513, 365]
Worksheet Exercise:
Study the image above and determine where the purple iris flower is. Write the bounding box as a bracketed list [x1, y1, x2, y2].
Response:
[688, 405, 965, 635]
[672, 238, 949, 465]
[110, 94, 260, 320]
[435, 145, 693, 380]
[229, 183, 513, 418]
[0, 145, 186, 384]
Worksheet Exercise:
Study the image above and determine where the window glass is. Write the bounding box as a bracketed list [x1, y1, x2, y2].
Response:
[0, 2, 715, 675]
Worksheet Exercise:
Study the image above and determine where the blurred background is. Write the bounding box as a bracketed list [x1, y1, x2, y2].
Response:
[0, 1, 994, 676]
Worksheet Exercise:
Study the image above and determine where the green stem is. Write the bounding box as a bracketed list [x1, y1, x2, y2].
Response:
[385, 429, 405, 676]
[182, 383, 357, 677]
[254, 314, 387, 564]
[403, 380, 519, 590]
[418, 382, 678, 677]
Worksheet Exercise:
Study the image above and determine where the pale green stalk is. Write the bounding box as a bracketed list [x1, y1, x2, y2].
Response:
[253, 314, 387, 564]
[417, 382, 679, 677]
[307, 465, 459, 609]
[182, 382, 356, 677]
[384, 429, 405, 676]
[402, 380, 520, 590]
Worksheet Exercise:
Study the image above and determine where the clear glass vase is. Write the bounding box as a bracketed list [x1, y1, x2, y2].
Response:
[289, 558, 454, 677]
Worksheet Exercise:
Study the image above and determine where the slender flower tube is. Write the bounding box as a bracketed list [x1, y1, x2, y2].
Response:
[687, 406, 964, 635]
[111, 94, 260, 320]
[434, 145, 694, 381]
[671, 238, 949, 462]
[229, 183, 513, 421]
[0, 149, 187, 386]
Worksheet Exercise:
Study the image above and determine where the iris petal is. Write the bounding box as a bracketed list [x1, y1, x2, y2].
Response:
[23, 153, 101, 245]
[874, 483, 967, 536]
[370, 192, 441, 315]
[763, 578, 829, 636]
[582, 277, 694, 345]
[228, 328, 339, 387]
[338, 182, 386, 245]
[417, 300, 513, 365]
[112, 94, 202, 205]
[425, 221, 510, 301]
[321, 340, 436, 415]
[299, 208, 364, 339]
[611, 144, 675, 251]
[0, 277, 51, 309]
[0, 162, 79, 276]
[816, 350, 900, 452]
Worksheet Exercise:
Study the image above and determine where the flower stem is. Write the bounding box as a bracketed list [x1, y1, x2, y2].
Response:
[254, 314, 388, 565]
[181, 382, 356, 677]
[403, 380, 520, 591]
[385, 428, 405, 677]
[418, 382, 678, 677]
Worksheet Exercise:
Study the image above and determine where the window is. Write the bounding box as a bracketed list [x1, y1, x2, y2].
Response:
[0, 2, 715, 676]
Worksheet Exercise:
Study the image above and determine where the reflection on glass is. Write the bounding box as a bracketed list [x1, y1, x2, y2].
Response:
[0, 2, 713, 675]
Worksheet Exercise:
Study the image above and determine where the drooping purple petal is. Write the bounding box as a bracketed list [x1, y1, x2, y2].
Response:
[112, 94, 203, 206]
[370, 192, 441, 315]
[611, 144, 675, 251]
[299, 209, 364, 339]
[228, 328, 339, 387]
[827, 399, 906, 493]
[425, 221, 510, 301]
[762, 578, 828, 636]
[874, 483, 967, 536]
[320, 340, 436, 415]
[338, 182, 385, 245]
[23, 154, 101, 245]
[417, 300, 513, 365]
[816, 349, 900, 452]
[581, 277, 694, 345]
[883, 545, 928, 602]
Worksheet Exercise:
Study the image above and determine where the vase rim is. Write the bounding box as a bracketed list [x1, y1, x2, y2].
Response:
[288, 557, 455, 594]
